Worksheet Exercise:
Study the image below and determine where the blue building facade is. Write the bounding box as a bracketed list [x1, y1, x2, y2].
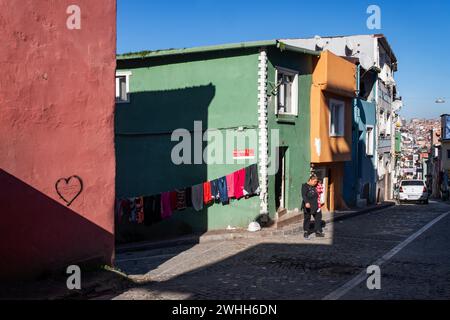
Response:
[343, 64, 378, 208]
[344, 99, 377, 207]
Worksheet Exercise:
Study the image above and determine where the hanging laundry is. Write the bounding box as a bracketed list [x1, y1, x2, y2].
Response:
[116, 198, 130, 224]
[203, 181, 213, 204]
[170, 191, 178, 211]
[192, 183, 204, 211]
[135, 197, 145, 224]
[217, 176, 229, 205]
[210, 179, 220, 202]
[226, 174, 235, 199]
[161, 192, 173, 219]
[128, 197, 137, 223]
[175, 189, 187, 211]
[185, 187, 193, 208]
[233, 168, 246, 199]
[143, 195, 162, 226]
[244, 164, 260, 196]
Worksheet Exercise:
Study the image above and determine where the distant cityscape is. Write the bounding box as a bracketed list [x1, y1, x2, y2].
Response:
[397, 116, 450, 199]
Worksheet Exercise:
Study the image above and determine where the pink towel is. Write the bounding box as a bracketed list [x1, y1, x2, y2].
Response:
[226, 174, 235, 198]
[233, 168, 246, 199]
[161, 192, 173, 219]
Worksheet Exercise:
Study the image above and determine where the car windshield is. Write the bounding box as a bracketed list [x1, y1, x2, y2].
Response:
[401, 181, 424, 186]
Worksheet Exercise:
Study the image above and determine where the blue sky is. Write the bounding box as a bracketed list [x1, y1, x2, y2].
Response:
[117, 0, 450, 119]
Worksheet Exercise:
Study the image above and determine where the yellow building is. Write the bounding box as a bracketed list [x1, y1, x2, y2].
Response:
[310, 51, 356, 212]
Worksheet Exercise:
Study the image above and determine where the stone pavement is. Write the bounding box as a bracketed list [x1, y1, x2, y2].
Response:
[2, 201, 448, 300]
[112, 201, 450, 300]
[116, 202, 395, 254]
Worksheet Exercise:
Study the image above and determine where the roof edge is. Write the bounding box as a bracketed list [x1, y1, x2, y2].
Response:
[117, 40, 278, 60]
[117, 40, 321, 61]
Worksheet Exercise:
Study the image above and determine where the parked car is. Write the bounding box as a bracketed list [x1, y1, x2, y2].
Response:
[397, 180, 429, 204]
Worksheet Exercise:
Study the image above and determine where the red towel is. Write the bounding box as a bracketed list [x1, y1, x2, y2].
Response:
[170, 191, 178, 211]
[203, 181, 213, 204]
[233, 168, 246, 199]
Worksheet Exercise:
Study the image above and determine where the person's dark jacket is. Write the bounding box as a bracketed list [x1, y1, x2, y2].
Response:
[301, 183, 319, 214]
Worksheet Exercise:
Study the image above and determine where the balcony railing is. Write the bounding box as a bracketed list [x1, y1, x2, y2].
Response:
[378, 136, 392, 154]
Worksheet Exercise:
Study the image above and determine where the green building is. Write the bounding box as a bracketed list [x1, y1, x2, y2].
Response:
[115, 40, 320, 242]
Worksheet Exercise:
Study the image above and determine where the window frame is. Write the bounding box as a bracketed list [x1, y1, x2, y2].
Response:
[116, 71, 132, 104]
[366, 125, 375, 156]
[274, 67, 299, 117]
[329, 98, 346, 137]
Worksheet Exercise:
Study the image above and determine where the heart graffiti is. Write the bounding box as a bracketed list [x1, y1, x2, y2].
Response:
[55, 175, 83, 207]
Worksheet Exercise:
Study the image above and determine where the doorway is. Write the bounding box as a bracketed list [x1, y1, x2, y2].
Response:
[275, 147, 288, 212]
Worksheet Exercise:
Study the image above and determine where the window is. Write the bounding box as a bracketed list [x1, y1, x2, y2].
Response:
[447, 149, 450, 159]
[275, 67, 299, 116]
[386, 112, 392, 136]
[329, 99, 345, 137]
[401, 181, 425, 187]
[366, 125, 374, 156]
[116, 71, 132, 103]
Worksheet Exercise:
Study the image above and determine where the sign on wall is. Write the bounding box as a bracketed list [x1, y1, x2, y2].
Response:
[233, 149, 255, 160]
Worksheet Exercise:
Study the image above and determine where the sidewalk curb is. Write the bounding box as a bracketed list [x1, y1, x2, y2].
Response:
[116, 202, 396, 254]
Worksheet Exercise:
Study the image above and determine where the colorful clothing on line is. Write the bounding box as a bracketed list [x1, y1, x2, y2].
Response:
[175, 189, 187, 211]
[217, 176, 229, 204]
[192, 183, 204, 211]
[244, 164, 260, 197]
[128, 197, 137, 223]
[234, 168, 246, 199]
[210, 179, 220, 202]
[161, 192, 173, 219]
[135, 197, 145, 224]
[143, 195, 162, 226]
[169, 191, 178, 211]
[185, 187, 193, 208]
[226, 174, 235, 199]
[203, 181, 213, 204]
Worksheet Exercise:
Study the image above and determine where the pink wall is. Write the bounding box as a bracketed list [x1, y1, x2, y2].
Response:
[0, 0, 116, 280]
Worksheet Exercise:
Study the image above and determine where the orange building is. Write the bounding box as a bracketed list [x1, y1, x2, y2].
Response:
[310, 51, 356, 212]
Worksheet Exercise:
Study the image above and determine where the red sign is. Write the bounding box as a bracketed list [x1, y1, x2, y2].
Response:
[233, 149, 255, 159]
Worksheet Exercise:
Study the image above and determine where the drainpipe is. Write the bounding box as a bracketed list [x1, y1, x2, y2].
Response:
[258, 49, 269, 216]
[354, 64, 361, 205]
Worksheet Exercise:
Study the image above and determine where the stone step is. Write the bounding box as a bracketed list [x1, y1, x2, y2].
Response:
[276, 211, 304, 229]
[276, 208, 288, 220]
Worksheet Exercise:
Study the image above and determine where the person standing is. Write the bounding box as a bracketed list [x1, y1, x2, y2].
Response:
[301, 174, 325, 239]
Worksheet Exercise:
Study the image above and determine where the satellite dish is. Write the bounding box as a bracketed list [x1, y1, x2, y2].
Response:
[314, 35, 326, 50]
[359, 52, 374, 71]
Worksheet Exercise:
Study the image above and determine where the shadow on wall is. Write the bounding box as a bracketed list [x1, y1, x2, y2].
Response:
[115, 84, 216, 243]
[0, 169, 114, 282]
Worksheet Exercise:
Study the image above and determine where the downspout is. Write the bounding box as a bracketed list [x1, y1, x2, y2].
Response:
[354, 64, 361, 204]
[258, 49, 269, 215]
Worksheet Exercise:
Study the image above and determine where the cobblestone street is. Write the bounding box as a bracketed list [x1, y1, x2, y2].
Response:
[111, 201, 450, 300]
